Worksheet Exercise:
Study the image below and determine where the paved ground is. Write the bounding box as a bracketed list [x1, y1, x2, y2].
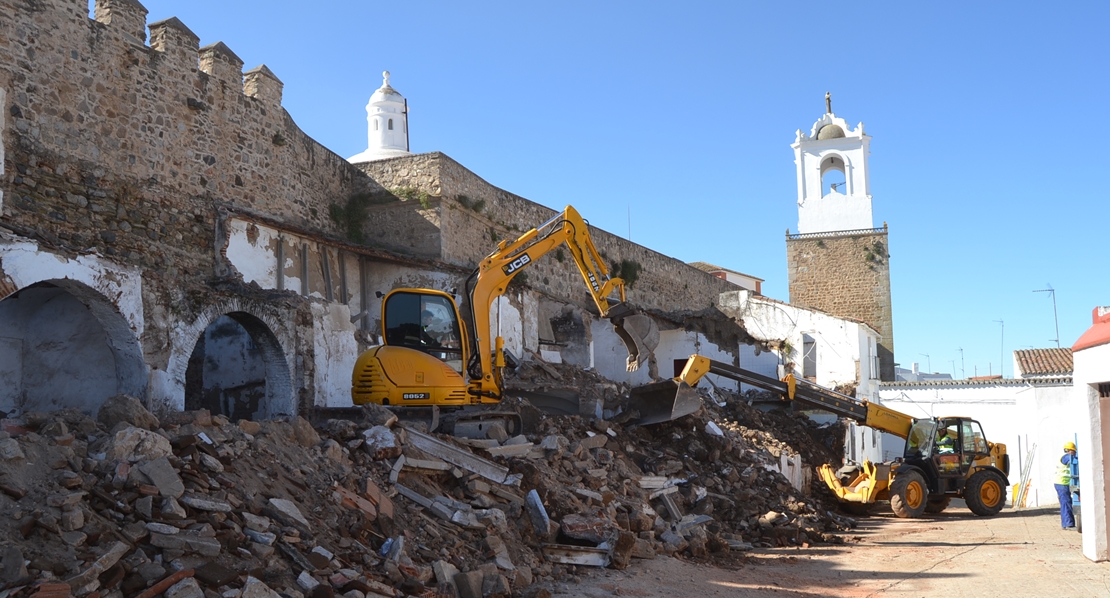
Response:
[551, 505, 1110, 597]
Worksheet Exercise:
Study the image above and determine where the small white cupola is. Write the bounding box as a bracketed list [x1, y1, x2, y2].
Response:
[348, 71, 412, 163]
[791, 93, 873, 234]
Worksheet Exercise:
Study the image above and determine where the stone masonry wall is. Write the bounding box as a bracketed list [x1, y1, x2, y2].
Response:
[0, 0, 376, 275]
[360, 153, 738, 315]
[786, 231, 895, 380]
[0, 0, 385, 412]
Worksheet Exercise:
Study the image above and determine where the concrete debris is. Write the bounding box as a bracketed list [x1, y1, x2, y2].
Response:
[107, 426, 173, 462]
[97, 394, 160, 432]
[0, 359, 851, 598]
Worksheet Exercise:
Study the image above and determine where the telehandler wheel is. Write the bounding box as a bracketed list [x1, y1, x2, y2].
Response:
[890, 470, 928, 518]
[925, 497, 951, 513]
[965, 470, 1007, 516]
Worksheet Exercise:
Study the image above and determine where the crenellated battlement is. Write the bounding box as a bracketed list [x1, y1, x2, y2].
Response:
[149, 17, 201, 68]
[0, 0, 375, 263]
[94, 0, 148, 44]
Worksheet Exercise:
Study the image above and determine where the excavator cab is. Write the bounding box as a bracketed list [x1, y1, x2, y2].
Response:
[382, 290, 465, 373]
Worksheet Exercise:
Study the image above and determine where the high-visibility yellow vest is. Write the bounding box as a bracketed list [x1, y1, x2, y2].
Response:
[1056, 457, 1072, 486]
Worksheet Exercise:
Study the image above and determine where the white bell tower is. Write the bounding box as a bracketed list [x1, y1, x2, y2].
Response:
[792, 93, 872, 234]
[348, 71, 412, 163]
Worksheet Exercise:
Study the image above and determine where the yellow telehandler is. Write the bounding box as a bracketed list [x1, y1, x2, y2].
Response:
[631, 355, 1011, 518]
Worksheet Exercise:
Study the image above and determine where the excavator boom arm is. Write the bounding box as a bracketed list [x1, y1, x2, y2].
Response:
[466, 206, 640, 398]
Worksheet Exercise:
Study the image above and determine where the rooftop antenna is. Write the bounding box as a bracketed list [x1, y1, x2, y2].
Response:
[919, 353, 931, 374]
[957, 347, 965, 379]
[994, 318, 1005, 378]
[1033, 285, 1060, 348]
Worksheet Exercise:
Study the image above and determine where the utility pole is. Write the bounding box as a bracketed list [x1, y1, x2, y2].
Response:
[994, 319, 1005, 378]
[1034, 285, 1060, 348]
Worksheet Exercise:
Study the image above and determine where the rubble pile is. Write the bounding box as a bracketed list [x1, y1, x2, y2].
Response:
[0, 367, 855, 598]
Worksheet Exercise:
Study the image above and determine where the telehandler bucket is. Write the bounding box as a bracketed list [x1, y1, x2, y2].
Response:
[625, 379, 703, 425]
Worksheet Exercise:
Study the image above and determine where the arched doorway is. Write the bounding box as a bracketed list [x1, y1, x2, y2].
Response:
[184, 312, 292, 421]
[0, 280, 146, 414]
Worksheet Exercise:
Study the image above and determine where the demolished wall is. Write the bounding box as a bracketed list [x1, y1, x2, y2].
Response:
[0, 0, 385, 416]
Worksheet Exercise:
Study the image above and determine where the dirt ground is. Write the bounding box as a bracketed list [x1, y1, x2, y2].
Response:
[549, 505, 1110, 598]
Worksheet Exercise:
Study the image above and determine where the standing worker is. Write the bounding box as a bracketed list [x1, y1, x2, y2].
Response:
[1055, 441, 1078, 529]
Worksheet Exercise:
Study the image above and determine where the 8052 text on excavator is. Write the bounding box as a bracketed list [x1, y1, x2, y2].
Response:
[350, 205, 672, 434]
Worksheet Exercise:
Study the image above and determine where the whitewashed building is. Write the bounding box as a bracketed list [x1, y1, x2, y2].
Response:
[1073, 307, 1110, 561]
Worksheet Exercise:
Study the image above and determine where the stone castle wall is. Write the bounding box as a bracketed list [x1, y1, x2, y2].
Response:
[0, 0, 375, 273]
[0, 0, 386, 414]
[359, 153, 738, 315]
[786, 230, 895, 379]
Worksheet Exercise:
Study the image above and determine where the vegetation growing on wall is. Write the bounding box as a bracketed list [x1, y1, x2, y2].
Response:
[391, 187, 431, 209]
[457, 195, 486, 214]
[609, 258, 643, 288]
[863, 239, 888, 267]
[328, 192, 371, 244]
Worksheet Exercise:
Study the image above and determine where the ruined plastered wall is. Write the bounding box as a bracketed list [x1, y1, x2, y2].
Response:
[0, 0, 383, 414]
[787, 231, 894, 380]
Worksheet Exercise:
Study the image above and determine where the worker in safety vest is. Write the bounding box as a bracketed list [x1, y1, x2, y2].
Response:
[1055, 441, 1078, 529]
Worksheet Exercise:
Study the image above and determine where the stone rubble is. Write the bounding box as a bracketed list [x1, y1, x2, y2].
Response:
[0, 364, 853, 597]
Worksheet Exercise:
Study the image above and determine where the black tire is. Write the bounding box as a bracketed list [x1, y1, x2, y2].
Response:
[925, 496, 951, 513]
[965, 470, 1007, 516]
[839, 501, 873, 516]
[890, 470, 928, 518]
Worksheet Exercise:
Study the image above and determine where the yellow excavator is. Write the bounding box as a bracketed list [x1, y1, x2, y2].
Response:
[350, 206, 680, 433]
[631, 355, 1011, 518]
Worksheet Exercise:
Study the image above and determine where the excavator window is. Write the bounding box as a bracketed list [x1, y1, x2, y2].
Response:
[383, 291, 464, 373]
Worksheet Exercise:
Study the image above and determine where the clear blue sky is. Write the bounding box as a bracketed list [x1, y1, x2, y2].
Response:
[133, 1, 1107, 379]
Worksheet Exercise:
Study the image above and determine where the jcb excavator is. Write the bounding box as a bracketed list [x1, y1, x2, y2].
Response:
[630, 355, 1011, 518]
[350, 206, 678, 433]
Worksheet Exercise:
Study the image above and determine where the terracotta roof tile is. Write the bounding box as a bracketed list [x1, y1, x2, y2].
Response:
[1015, 348, 1073, 376]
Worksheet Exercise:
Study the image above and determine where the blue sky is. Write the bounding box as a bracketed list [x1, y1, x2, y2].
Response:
[133, 1, 1107, 379]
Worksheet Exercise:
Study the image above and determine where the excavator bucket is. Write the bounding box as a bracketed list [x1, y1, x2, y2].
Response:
[612, 313, 659, 372]
[625, 379, 703, 425]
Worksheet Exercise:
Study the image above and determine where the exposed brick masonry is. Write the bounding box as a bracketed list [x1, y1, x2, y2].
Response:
[787, 231, 895, 380]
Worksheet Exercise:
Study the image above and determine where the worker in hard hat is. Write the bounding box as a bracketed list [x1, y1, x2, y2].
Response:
[1055, 441, 1078, 529]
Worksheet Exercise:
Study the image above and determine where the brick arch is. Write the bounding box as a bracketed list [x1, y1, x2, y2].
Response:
[162, 299, 296, 419]
[0, 278, 146, 414]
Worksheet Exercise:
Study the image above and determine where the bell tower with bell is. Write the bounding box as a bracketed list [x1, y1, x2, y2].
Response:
[794, 92, 873, 234]
[786, 94, 895, 381]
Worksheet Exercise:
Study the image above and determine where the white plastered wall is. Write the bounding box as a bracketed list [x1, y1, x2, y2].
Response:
[792, 114, 873, 234]
[718, 290, 877, 393]
[1075, 341, 1110, 561]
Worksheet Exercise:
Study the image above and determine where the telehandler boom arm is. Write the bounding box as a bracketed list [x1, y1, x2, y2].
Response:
[641, 355, 912, 438]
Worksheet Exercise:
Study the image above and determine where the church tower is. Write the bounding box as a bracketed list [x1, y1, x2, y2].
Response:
[348, 71, 412, 163]
[786, 95, 895, 381]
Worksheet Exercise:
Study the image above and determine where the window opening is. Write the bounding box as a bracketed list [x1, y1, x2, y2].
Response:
[820, 156, 846, 197]
[388, 118, 394, 130]
[802, 334, 817, 380]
